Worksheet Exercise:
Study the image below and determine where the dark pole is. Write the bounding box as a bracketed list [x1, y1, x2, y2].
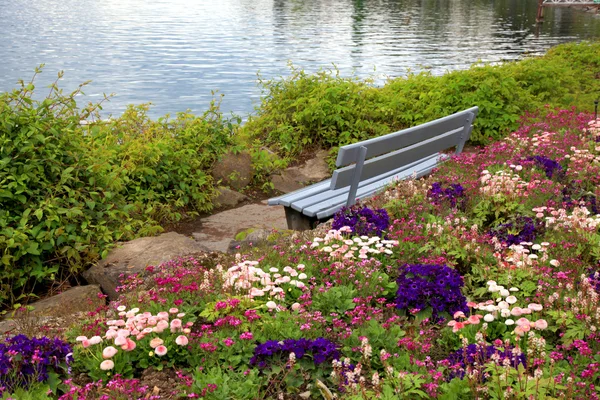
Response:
[595, 99, 598, 121]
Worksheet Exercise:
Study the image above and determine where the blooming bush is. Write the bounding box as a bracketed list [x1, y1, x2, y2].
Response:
[332, 205, 390, 237]
[395, 264, 468, 321]
[0, 335, 72, 395]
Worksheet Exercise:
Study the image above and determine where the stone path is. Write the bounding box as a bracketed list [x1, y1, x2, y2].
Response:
[191, 200, 288, 253]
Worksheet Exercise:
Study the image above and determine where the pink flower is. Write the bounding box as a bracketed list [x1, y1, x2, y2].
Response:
[510, 307, 523, 317]
[467, 315, 482, 324]
[240, 332, 253, 340]
[114, 336, 127, 347]
[175, 335, 189, 346]
[170, 319, 183, 333]
[169, 308, 179, 314]
[102, 346, 118, 359]
[223, 338, 235, 347]
[157, 312, 169, 321]
[466, 301, 478, 308]
[149, 338, 164, 349]
[154, 320, 169, 333]
[250, 288, 265, 297]
[534, 319, 548, 330]
[516, 317, 531, 327]
[155, 345, 168, 356]
[81, 339, 91, 348]
[121, 338, 136, 351]
[147, 317, 158, 326]
[105, 330, 118, 340]
[100, 360, 115, 370]
[453, 311, 465, 319]
[528, 303, 543, 312]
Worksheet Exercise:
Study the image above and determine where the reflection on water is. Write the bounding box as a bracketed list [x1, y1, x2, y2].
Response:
[1, 0, 599, 118]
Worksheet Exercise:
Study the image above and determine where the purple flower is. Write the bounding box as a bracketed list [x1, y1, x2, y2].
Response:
[332, 205, 389, 237]
[445, 344, 526, 381]
[396, 264, 468, 321]
[527, 156, 564, 180]
[428, 182, 467, 210]
[250, 337, 339, 369]
[489, 216, 543, 246]
[0, 335, 72, 394]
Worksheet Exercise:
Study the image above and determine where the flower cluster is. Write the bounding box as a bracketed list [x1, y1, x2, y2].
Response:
[489, 216, 543, 246]
[458, 281, 548, 336]
[332, 205, 390, 237]
[223, 260, 308, 306]
[527, 155, 564, 179]
[445, 343, 526, 381]
[427, 182, 467, 209]
[249, 337, 340, 369]
[0, 335, 72, 394]
[312, 231, 397, 259]
[58, 376, 161, 400]
[395, 264, 468, 320]
[533, 205, 600, 231]
[479, 169, 527, 198]
[76, 306, 191, 371]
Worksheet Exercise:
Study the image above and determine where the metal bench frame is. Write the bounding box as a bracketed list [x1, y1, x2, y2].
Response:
[268, 107, 479, 230]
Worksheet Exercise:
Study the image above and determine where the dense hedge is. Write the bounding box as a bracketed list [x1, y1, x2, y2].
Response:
[0, 72, 239, 310]
[242, 41, 600, 155]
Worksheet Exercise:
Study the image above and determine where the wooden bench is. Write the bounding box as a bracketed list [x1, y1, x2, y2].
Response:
[268, 107, 479, 230]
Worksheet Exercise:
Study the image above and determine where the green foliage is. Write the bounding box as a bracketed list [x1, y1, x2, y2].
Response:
[242, 41, 600, 156]
[0, 69, 240, 310]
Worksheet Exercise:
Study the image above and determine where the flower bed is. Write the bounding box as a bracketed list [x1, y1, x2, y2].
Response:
[3, 109, 600, 399]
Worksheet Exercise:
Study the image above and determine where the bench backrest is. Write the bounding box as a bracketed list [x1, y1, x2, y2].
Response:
[329, 107, 479, 201]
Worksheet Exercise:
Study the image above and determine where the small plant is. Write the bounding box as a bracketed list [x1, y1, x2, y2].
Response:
[250, 337, 340, 369]
[332, 205, 390, 237]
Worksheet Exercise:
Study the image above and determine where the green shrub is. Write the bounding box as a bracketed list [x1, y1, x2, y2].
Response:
[242, 41, 600, 155]
[0, 70, 141, 308]
[0, 70, 240, 310]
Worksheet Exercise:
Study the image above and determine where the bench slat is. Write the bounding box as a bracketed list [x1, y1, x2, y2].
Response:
[267, 179, 331, 207]
[315, 160, 439, 219]
[291, 153, 440, 213]
[330, 127, 463, 190]
[303, 154, 441, 218]
[335, 107, 478, 167]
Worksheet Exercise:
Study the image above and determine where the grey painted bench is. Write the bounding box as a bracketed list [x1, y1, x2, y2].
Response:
[268, 107, 479, 230]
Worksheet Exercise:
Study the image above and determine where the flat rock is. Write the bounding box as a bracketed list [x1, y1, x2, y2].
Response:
[272, 150, 330, 193]
[82, 232, 209, 300]
[192, 202, 288, 253]
[214, 186, 248, 208]
[211, 151, 254, 190]
[0, 285, 104, 335]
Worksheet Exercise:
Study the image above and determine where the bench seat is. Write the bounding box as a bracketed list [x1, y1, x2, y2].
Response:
[268, 107, 479, 230]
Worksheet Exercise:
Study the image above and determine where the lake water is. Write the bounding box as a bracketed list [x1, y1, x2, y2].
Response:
[1, 0, 599, 118]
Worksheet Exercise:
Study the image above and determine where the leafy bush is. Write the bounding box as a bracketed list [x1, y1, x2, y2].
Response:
[0, 70, 240, 310]
[242, 41, 600, 156]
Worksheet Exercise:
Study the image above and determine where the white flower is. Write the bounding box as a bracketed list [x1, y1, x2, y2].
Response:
[505, 319, 515, 326]
[266, 301, 277, 310]
[484, 314, 495, 322]
[100, 360, 115, 370]
[500, 308, 511, 318]
[298, 273, 307, 280]
[499, 289, 510, 297]
[506, 296, 518, 304]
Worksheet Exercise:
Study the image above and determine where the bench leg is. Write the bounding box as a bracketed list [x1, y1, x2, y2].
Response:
[284, 207, 318, 231]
